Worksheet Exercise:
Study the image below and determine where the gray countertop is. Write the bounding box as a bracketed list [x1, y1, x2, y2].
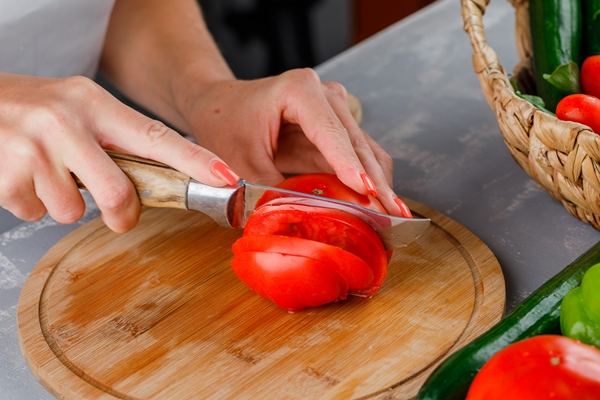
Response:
[2, 0, 600, 398]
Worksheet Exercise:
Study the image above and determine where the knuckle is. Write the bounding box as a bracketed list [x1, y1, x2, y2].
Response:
[323, 81, 348, 100]
[29, 104, 63, 131]
[182, 141, 212, 162]
[5, 137, 45, 166]
[319, 117, 347, 138]
[138, 120, 175, 146]
[283, 68, 321, 87]
[95, 181, 136, 213]
[349, 133, 369, 149]
[28, 105, 72, 140]
[61, 75, 103, 100]
[50, 202, 85, 224]
[378, 151, 394, 170]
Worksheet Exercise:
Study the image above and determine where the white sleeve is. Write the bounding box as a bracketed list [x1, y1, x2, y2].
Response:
[0, 0, 116, 78]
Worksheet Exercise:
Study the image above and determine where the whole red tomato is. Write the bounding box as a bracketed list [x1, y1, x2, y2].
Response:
[466, 335, 600, 400]
[556, 94, 600, 134]
[231, 173, 391, 311]
[581, 55, 600, 99]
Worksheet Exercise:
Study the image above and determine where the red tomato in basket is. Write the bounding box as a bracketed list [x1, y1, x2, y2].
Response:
[556, 94, 600, 134]
[581, 55, 600, 99]
[466, 335, 600, 400]
[231, 173, 392, 311]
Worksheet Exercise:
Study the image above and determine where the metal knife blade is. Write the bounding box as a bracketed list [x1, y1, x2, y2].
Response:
[84, 152, 430, 249]
[187, 179, 430, 249]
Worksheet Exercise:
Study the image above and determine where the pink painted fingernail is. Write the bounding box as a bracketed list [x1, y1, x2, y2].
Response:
[394, 197, 413, 218]
[360, 173, 378, 197]
[211, 161, 240, 186]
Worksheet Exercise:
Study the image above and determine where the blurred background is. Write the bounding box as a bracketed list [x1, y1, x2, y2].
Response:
[98, 0, 437, 125]
[197, 0, 437, 78]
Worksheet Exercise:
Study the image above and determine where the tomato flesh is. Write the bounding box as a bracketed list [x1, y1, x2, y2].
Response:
[233, 235, 374, 291]
[232, 252, 348, 311]
[231, 173, 392, 310]
[244, 204, 387, 296]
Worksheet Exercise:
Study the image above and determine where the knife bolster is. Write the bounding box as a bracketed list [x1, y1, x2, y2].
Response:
[187, 181, 242, 228]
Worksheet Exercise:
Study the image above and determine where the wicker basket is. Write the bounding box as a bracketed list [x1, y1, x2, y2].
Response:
[461, 0, 600, 230]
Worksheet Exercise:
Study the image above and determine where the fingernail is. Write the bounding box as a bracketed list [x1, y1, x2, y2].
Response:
[211, 160, 240, 185]
[394, 197, 413, 218]
[360, 172, 378, 197]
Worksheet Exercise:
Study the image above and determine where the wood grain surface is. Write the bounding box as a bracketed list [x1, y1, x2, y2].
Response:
[17, 199, 505, 400]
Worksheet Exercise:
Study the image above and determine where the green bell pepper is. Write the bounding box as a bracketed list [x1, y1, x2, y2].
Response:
[560, 263, 600, 348]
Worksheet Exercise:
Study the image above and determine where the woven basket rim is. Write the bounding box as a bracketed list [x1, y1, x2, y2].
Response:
[460, 0, 600, 229]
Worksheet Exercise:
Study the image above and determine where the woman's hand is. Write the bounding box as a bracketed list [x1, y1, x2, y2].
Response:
[0, 73, 238, 232]
[180, 69, 409, 217]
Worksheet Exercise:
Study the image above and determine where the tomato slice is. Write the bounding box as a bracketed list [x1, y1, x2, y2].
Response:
[231, 251, 348, 311]
[232, 235, 374, 291]
[244, 204, 388, 296]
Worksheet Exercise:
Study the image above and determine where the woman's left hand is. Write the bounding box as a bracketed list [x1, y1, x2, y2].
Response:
[181, 69, 408, 217]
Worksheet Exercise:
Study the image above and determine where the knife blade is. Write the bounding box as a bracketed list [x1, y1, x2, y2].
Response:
[78, 152, 430, 249]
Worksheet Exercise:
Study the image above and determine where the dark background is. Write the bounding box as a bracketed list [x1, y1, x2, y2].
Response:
[198, 0, 436, 79]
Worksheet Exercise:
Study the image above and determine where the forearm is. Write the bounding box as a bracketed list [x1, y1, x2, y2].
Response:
[99, 0, 234, 133]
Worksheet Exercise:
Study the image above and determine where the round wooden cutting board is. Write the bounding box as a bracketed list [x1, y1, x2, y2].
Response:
[17, 199, 505, 400]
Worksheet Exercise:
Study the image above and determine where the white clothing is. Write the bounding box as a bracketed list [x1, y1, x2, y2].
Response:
[0, 0, 115, 78]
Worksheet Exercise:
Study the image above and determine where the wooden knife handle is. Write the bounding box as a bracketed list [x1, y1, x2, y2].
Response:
[73, 151, 191, 210]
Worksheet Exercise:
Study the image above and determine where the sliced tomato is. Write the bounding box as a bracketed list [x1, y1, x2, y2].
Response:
[255, 173, 386, 213]
[231, 251, 348, 311]
[232, 235, 374, 291]
[243, 204, 387, 296]
[231, 173, 393, 310]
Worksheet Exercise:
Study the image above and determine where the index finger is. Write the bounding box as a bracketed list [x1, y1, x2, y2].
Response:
[93, 98, 238, 187]
[277, 69, 369, 195]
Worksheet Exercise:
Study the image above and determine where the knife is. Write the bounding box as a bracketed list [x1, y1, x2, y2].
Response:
[75, 152, 430, 249]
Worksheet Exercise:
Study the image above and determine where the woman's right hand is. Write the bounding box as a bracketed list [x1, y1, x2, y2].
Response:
[0, 73, 237, 232]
